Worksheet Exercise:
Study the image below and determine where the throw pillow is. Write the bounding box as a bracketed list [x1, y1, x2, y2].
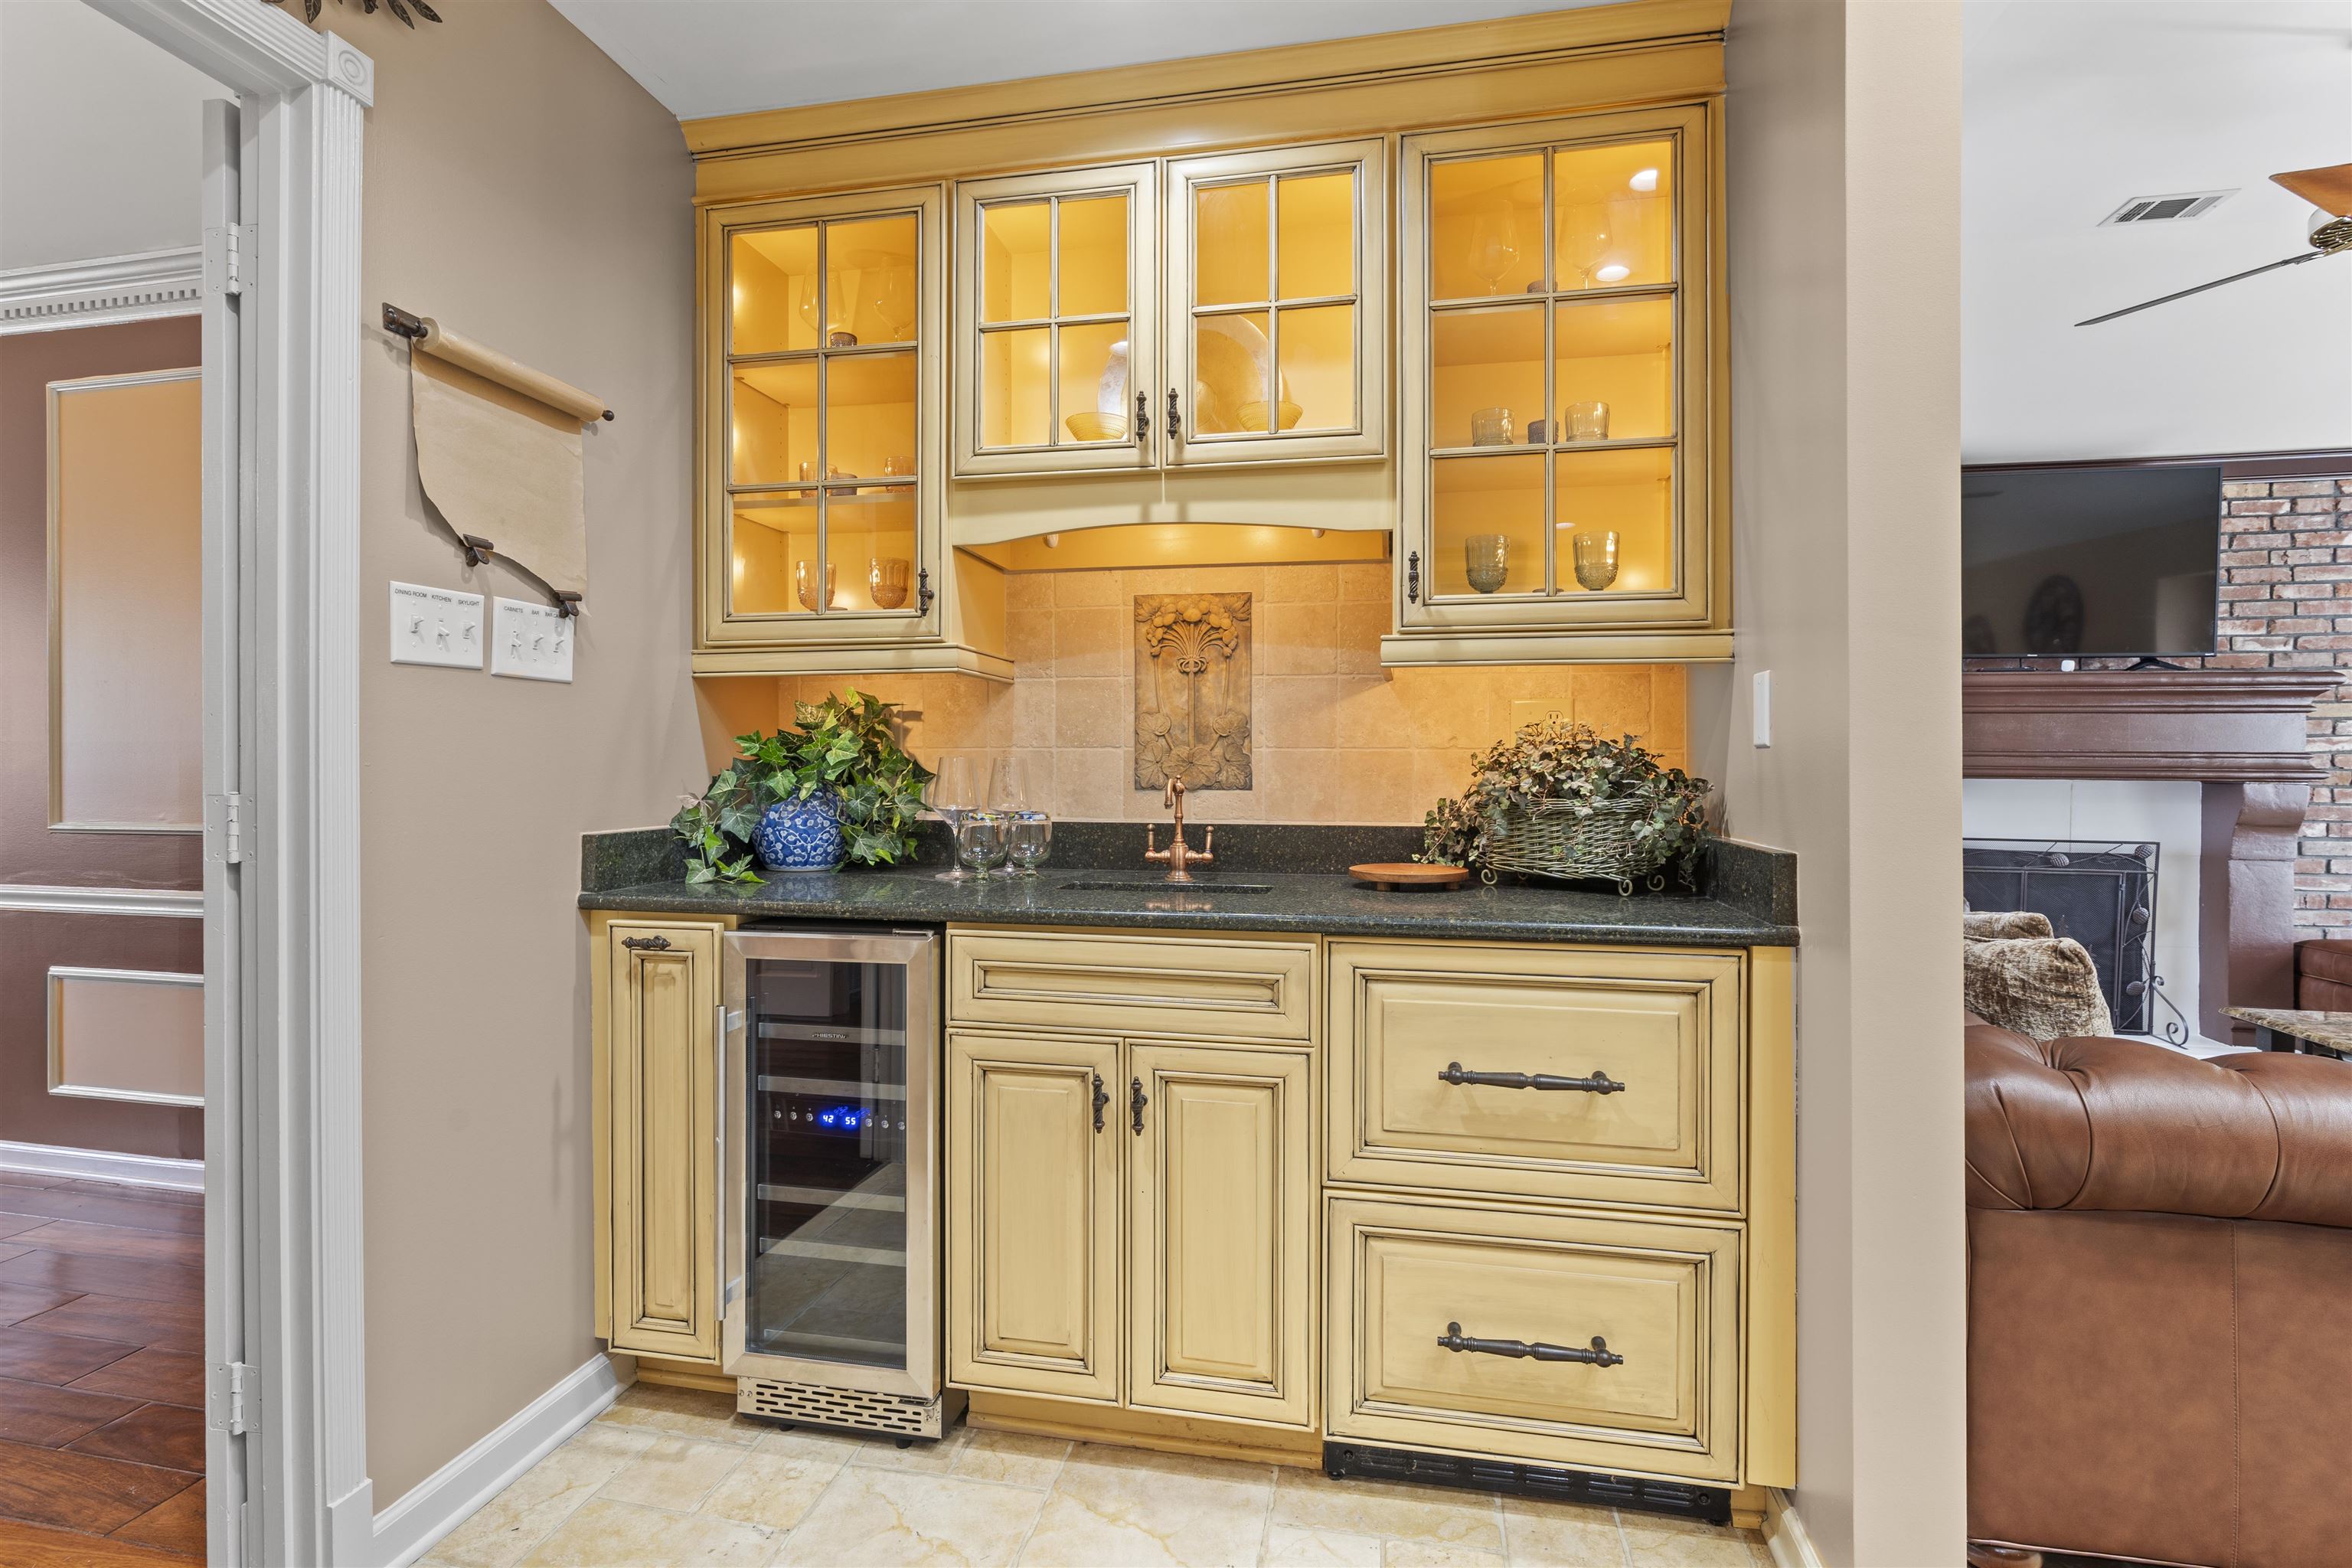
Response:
[1963, 909, 2054, 942]
[1962, 935, 2115, 1041]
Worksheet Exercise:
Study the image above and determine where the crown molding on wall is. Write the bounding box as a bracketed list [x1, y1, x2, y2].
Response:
[0, 247, 204, 335]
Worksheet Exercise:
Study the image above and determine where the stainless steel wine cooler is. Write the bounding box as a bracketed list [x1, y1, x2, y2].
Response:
[720, 927, 954, 1438]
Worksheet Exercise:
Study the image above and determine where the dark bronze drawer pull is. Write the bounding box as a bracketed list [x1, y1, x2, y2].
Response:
[620, 934, 673, 952]
[1439, 1061, 1624, 1095]
[1092, 1073, 1109, 1134]
[1439, 1321, 1625, 1368]
[1130, 1076, 1148, 1135]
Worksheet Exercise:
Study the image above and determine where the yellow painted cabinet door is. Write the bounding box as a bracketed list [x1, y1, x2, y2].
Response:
[1126, 1042, 1314, 1428]
[609, 922, 722, 1363]
[946, 1029, 1122, 1403]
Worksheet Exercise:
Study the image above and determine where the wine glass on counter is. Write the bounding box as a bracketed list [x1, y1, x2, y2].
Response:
[987, 756, 1030, 813]
[1005, 812, 1054, 879]
[955, 812, 1009, 881]
[929, 756, 977, 881]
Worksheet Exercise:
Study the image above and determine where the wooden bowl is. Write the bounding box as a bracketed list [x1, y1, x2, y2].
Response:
[1349, 862, 1469, 890]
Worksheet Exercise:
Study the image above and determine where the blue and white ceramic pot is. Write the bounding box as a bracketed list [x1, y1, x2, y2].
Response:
[753, 789, 844, 872]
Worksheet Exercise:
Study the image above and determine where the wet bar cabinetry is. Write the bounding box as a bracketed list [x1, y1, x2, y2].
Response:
[689, 0, 1732, 675]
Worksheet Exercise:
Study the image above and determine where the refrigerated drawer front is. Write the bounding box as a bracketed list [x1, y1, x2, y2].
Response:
[1328, 1197, 1740, 1481]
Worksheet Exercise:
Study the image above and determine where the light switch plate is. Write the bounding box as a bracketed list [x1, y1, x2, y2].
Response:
[491, 597, 575, 683]
[389, 581, 484, 668]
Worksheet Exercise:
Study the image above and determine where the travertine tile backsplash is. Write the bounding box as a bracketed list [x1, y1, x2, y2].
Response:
[710, 561, 1690, 828]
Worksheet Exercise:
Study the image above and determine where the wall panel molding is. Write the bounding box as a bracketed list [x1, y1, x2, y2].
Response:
[0, 884, 202, 918]
[0, 247, 204, 335]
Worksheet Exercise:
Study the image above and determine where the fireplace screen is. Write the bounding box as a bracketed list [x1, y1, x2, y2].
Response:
[1963, 838, 2184, 1040]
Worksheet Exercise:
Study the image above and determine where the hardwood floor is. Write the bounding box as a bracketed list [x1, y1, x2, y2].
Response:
[0, 1174, 203, 1563]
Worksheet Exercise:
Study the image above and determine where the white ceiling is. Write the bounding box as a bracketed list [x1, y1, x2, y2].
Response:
[547, 0, 1600, 122]
[1963, 0, 2352, 461]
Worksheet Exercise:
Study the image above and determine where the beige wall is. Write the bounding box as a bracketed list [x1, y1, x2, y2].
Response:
[711, 562, 1692, 827]
[351, 3, 704, 1506]
[1721, 2, 1967, 1561]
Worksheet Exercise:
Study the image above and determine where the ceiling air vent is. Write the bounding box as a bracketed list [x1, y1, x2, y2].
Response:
[2099, 190, 2236, 227]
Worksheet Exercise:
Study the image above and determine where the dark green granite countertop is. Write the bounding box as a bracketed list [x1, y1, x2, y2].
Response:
[579, 866, 1795, 946]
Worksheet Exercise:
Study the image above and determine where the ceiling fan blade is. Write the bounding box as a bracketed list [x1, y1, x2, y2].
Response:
[2076, 250, 2327, 326]
[2272, 162, 2352, 218]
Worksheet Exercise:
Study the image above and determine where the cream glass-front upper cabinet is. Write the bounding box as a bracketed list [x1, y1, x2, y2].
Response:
[1387, 104, 1728, 665]
[952, 139, 1387, 478]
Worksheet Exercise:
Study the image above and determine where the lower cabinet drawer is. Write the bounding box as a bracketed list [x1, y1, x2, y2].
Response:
[1325, 1195, 1740, 1483]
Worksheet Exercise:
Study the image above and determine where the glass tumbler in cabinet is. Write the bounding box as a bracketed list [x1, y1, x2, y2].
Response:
[721, 928, 947, 1435]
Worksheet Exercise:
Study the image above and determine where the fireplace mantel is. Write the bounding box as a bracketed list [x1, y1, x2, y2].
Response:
[1962, 668, 2339, 1044]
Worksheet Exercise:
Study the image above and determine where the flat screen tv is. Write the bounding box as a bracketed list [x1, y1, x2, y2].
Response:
[1961, 463, 2222, 658]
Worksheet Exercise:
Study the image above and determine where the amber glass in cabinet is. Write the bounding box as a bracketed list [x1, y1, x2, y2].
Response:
[1163, 139, 1387, 467]
[606, 922, 722, 1364]
[955, 164, 1160, 477]
[704, 185, 946, 648]
[1396, 105, 1723, 658]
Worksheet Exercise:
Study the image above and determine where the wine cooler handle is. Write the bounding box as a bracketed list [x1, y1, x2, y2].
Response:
[1092, 1072, 1109, 1134]
[1130, 1076, 1149, 1135]
[714, 1003, 728, 1320]
[1438, 1321, 1625, 1367]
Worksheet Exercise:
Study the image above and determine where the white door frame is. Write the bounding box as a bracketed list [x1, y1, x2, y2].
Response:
[80, 1, 371, 1562]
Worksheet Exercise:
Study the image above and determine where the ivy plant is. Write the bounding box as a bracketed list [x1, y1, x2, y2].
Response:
[670, 689, 934, 884]
[1419, 720, 1711, 884]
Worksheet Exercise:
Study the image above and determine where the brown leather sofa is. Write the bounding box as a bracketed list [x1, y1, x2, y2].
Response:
[1966, 1018, 2352, 1567]
[2293, 938, 2352, 1008]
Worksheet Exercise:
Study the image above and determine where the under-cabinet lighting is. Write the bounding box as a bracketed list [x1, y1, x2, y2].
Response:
[1629, 168, 1659, 192]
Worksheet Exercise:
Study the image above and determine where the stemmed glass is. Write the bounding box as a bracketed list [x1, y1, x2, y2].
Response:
[929, 756, 978, 881]
[1467, 209, 1521, 295]
[988, 756, 1030, 814]
[1005, 813, 1054, 879]
[955, 812, 1009, 881]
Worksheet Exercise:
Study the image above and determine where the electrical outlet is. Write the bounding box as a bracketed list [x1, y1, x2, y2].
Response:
[389, 581, 484, 669]
[1509, 698, 1571, 731]
[491, 596, 575, 683]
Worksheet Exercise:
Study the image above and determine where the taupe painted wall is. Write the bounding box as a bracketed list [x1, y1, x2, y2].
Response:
[349, 4, 705, 1505]
[1721, 2, 1968, 1561]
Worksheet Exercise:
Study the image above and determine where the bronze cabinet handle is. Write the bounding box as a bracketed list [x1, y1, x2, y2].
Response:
[1438, 1062, 1625, 1095]
[1130, 1076, 1148, 1135]
[1092, 1073, 1109, 1134]
[1135, 390, 1150, 443]
[621, 934, 673, 952]
[1439, 1321, 1625, 1368]
[917, 567, 935, 616]
[1406, 551, 1421, 603]
[1167, 389, 1182, 443]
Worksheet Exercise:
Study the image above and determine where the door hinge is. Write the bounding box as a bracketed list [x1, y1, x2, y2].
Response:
[206, 792, 247, 864]
[203, 224, 247, 296]
[211, 1360, 256, 1436]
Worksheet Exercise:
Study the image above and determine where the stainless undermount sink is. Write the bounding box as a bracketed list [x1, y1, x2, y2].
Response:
[1055, 877, 1275, 896]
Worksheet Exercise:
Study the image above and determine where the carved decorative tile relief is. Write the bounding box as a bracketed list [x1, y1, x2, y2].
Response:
[1134, 593, 1253, 790]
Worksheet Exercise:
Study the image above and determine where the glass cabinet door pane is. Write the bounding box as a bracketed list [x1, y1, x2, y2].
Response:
[731, 226, 818, 354]
[1554, 446, 1674, 594]
[825, 351, 917, 482]
[730, 361, 818, 485]
[826, 214, 921, 347]
[1553, 298, 1674, 443]
[1194, 179, 1271, 307]
[1433, 454, 1546, 598]
[1430, 153, 1544, 301]
[1276, 172, 1355, 299]
[979, 328, 1050, 448]
[828, 487, 920, 615]
[1060, 321, 1133, 442]
[1275, 304, 1354, 433]
[1432, 305, 1544, 452]
[730, 492, 820, 616]
[980, 201, 1050, 324]
[743, 954, 911, 1373]
[1193, 310, 1272, 435]
[1057, 194, 1130, 317]
[1553, 140, 1674, 290]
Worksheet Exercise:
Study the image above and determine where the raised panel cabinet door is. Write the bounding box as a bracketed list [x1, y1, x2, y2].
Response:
[946, 1029, 1121, 1403]
[1126, 1042, 1313, 1428]
[609, 921, 723, 1362]
[954, 162, 1161, 477]
[1162, 139, 1387, 468]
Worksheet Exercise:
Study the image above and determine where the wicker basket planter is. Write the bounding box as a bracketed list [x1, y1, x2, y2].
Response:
[1481, 797, 1673, 895]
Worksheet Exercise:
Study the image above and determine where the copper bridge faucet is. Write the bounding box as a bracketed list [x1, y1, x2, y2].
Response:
[1144, 779, 1214, 884]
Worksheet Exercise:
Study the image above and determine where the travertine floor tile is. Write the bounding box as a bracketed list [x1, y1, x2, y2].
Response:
[1018, 1442, 1273, 1566]
[1500, 1495, 1628, 1567]
[597, 1436, 749, 1511]
[594, 1383, 764, 1447]
[431, 1434, 635, 1568]
[1386, 1542, 1509, 1567]
[1271, 1472, 1504, 1554]
[1264, 1524, 1384, 1566]
[843, 1419, 975, 1473]
[951, 1427, 1070, 1488]
[1619, 1517, 1769, 1568]
[698, 1448, 843, 1532]
[518, 1497, 777, 1566]
[778, 1467, 1045, 1567]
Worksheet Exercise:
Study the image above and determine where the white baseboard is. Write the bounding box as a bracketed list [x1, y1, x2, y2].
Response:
[366, 1353, 622, 1568]
[1764, 1488, 1825, 1568]
[0, 1138, 203, 1191]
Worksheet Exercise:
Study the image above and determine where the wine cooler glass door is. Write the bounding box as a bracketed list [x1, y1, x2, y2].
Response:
[722, 928, 936, 1397]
